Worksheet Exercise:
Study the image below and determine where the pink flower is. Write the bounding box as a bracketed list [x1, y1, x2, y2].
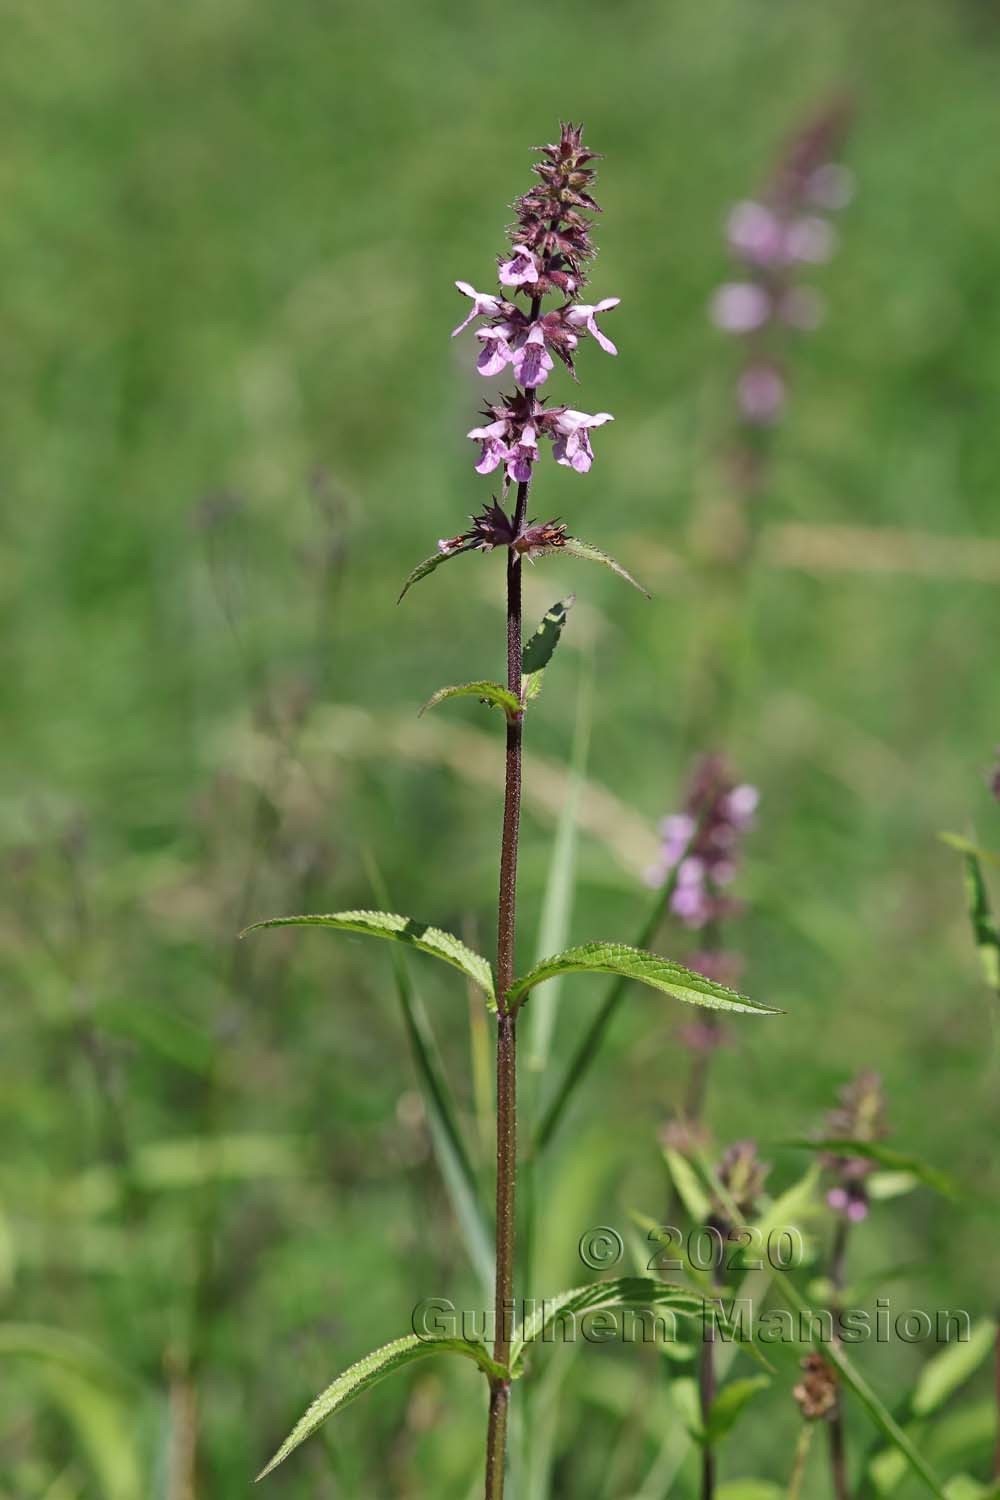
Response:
[451, 281, 504, 337]
[505, 422, 539, 484]
[467, 419, 510, 475]
[475, 326, 514, 377]
[550, 409, 613, 473]
[726, 200, 786, 268]
[511, 325, 554, 388]
[710, 283, 772, 334]
[565, 297, 620, 354]
[785, 215, 836, 264]
[737, 365, 786, 425]
[498, 245, 540, 288]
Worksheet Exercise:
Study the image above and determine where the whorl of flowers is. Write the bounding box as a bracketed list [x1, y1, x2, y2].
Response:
[793, 1353, 839, 1421]
[445, 123, 618, 555]
[709, 100, 852, 427]
[820, 1070, 888, 1222]
[647, 753, 758, 932]
[713, 1138, 770, 1224]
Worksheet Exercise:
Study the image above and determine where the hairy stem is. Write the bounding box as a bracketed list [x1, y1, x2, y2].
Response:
[484, 471, 530, 1500]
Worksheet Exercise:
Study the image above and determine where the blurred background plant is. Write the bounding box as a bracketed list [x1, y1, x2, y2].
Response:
[3, 0, 1000, 1495]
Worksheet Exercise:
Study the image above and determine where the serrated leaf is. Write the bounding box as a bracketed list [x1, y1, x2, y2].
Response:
[912, 1319, 997, 1418]
[560, 537, 650, 596]
[521, 596, 574, 701]
[702, 1375, 771, 1443]
[512, 1278, 705, 1367]
[243, 909, 497, 1010]
[506, 942, 779, 1016]
[397, 544, 477, 602]
[257, 1334, 503, 1480]
[783, 1139, 957, 1200]
[419, 681, 520, 720]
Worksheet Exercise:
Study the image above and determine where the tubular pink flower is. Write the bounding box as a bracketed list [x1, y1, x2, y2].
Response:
[451, 281, 504, 337]
[467, 419, 510, 475]
[550, 409, 613, 473]
[498, 245, 540, 288]
[565, 297, 620, 354]
[475, 326, 514, 378]
[511, 325, 554, 388]
[505, 423, 538, 484]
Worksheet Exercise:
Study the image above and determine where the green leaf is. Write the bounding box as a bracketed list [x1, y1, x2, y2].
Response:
[783, 1139, 957, 1200]
[257, 1334, 504, 1480]
[419, 680, 520, 720]
[522, 595, 574, 701]
[939, 833, 1000, 868]
[243, 909, 496, 1011]
[943, 1478, 1000, 1500]
[397, 544, 476, 603]
[662, 1147, 711, 1224]
[560, 537, 650, 596]
[506, 942, 779, 1016]
[961, 849, 1000, 989]
[511, 1278, 705, 1368]
[702, 1376, 771, 1443]
[912, 1319, 997, 1418]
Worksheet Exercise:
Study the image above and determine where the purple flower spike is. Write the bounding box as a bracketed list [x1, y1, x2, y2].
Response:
[498, 245, 540, 287]
[512, 325, 554, 388]
[452, 281, 504, 337]
[566, 297, 620, 354]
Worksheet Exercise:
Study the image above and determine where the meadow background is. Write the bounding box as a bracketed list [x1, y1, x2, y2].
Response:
[3, 0, 1000, 1495]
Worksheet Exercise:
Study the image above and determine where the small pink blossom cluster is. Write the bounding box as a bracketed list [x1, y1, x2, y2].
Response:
[820, 1071, 888, 1223]
[451, 123, 618, 489]
[709, 102, 852, 426]
[647, 753, 759, 932]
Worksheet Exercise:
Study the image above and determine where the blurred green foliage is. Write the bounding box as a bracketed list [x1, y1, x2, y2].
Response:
[2, 0, 1000, 1494]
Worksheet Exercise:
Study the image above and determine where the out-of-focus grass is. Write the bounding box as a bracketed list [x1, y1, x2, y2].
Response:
[2, 0, 1000, 1493]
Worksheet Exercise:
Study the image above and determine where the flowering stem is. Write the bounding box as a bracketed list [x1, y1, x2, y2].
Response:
[484, 468, 531, 1500]
[699, 1291, 717, 1500]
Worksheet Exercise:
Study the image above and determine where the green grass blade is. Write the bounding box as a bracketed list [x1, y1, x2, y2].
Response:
[783, 1139, 958, 1199]
[527, 664, 591, 1074]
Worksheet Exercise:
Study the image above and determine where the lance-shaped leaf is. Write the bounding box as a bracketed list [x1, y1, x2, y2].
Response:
[699, 1376, 772, 1444]
[419, 681, 520, 721]
[911, 1318, 998, 1418]
[522, 595, 574, 701]
[558, 537, 650, 597]
[243, 910, 496, 1011]
[512, 1278, 705, 1367]
[257, 1334, 505, 1480]
[505, 942, 779, 1016]
[783, 1139, 958, 1200]
[397, 544, 476, 603]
